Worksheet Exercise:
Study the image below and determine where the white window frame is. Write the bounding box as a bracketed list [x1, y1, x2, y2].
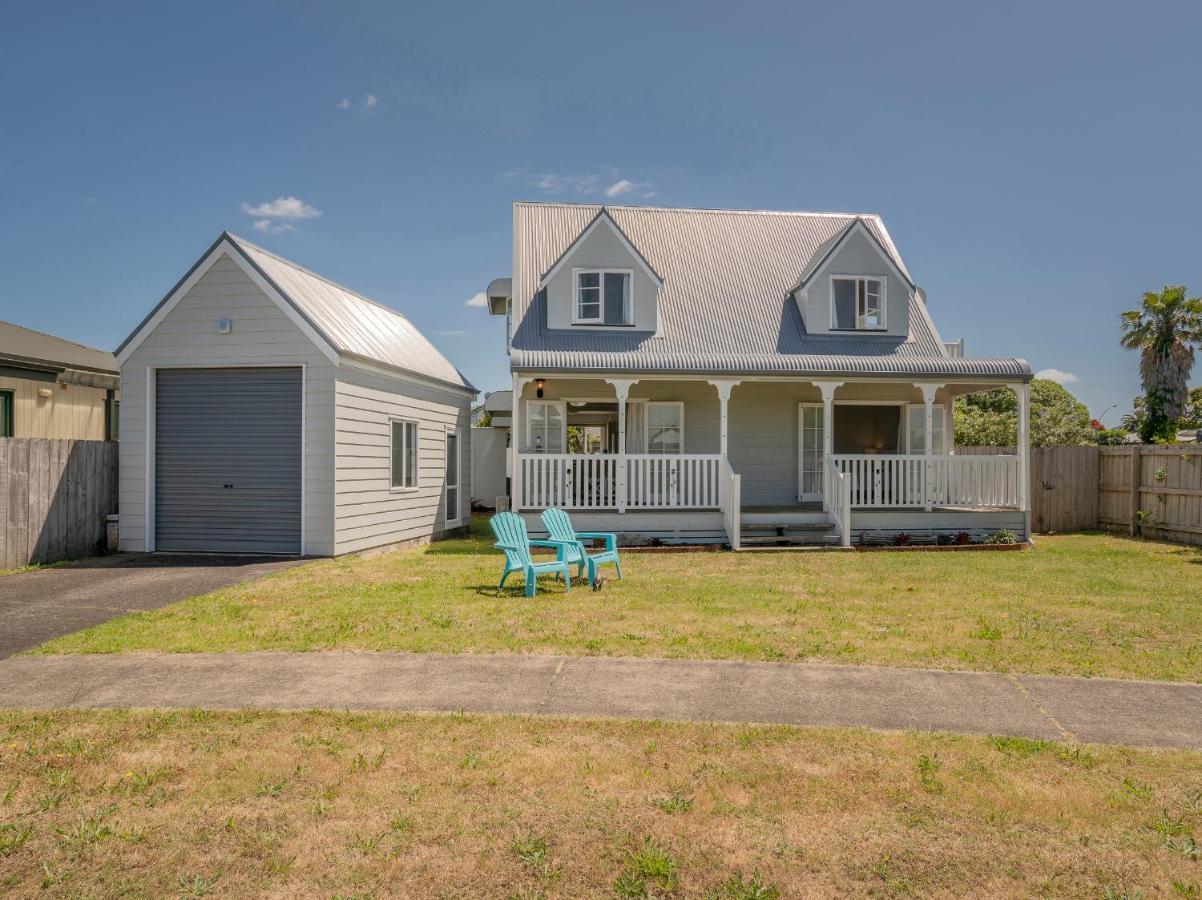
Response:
[905, 404, 948, 454]
[572, 267, 634, 326]
[389, 417, 419, 492]
[444, 426, 462, 527]
[829, 275, 887, 331]
[525, 399, 567, 453]
[646, 401, 685, 455]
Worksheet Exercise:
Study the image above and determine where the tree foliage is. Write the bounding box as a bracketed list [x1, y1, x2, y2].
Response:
[954, 378, 1094, 448]
[1120, 285, 1202, 442]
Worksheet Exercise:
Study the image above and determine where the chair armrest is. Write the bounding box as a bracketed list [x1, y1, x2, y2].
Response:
[528, 540, 566, 549]
[573, 532, 617, 551]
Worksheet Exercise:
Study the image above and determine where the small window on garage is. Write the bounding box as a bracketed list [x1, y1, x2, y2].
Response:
[391, 419, 418, 489]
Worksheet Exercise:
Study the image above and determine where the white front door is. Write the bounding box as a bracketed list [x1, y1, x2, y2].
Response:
[797, 403, 824, 501]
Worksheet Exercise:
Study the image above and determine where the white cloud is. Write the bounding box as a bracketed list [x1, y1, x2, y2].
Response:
[364, 93, 378, 108]
[436, 329, 468, 336]
[241, 196, 322, 220]
[464, 292, 488, 308]
[1035, 368, 1079, 385]
[506, 168, 655, 200]
[336, 97, 350, 110]
[253, 219, 296, 235]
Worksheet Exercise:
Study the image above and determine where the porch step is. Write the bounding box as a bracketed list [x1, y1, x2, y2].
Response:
[737, 531, 843, 548]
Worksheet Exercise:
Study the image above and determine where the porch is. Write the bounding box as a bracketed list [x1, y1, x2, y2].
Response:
[510, 375, 1031, 547]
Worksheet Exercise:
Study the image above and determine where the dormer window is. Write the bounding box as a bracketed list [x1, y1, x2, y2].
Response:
[574, 269, 632, 325]
[831, 276, 885, 330]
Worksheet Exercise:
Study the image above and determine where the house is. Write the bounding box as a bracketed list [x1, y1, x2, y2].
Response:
[115, 233, 476, 556]
[470, 389, 513, 509]
[0, 320, 120, 440]
[483, 202, 1031, 547]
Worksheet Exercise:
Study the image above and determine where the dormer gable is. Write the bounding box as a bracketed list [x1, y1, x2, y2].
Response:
[791, 217, 914, 338]
[539, 208, 662, 332]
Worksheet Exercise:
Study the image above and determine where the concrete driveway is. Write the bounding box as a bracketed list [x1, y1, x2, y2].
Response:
[0, 554, 305, 658]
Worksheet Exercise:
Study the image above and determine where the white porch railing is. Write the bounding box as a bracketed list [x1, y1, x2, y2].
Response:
[719, 457, 741, 549]
[823, 457, 852, 546]
[516, 453, 722, 510]
[829, 454, 1020, 509]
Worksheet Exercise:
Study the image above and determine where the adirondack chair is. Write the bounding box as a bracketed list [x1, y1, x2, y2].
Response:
[540, 508, 622, 587]
[489, 511, 573, 597]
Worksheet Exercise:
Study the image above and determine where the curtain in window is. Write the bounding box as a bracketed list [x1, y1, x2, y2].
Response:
[625, 401, 646, 453]
[603, 273, 629, 325]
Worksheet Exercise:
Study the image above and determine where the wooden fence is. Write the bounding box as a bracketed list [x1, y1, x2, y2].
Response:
[0, 438, 118, 568]
[1099, 445, 1202, 545]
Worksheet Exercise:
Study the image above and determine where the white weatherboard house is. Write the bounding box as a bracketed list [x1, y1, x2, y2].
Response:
[485, 202, 1032, 547]
[116, 233, 476, 556]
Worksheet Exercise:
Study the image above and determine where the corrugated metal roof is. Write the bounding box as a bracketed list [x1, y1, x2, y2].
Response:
[227, 235, 475, 392]
[510, 202, 1028, 379]
[0, 320, 117, 375]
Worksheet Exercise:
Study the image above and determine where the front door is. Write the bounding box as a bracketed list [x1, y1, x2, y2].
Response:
[797, 403, 824, 501]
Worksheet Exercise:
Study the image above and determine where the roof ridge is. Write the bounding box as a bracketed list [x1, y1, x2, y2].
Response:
[0, 319, 112, 358]
[515, 200, 882, 219]
[223, 233, 413, 321]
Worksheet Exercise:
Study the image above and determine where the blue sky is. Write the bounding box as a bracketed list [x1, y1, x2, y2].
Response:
[3, 1, 1200, 422]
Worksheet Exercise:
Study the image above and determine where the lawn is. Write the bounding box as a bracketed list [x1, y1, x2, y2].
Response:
[0, 709, 1199, 897]
[33, 519, 1202, 682]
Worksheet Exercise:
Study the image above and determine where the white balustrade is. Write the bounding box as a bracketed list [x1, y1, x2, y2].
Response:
[516, 453, 721, 510]
[829, 454, 1020, 509]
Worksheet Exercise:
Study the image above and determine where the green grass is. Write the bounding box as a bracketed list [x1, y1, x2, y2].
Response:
[0, 709, 1198, 896]
[32, 518, 1202, 682]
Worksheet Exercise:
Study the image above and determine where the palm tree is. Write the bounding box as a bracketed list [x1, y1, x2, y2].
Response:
[1120, 285, 1202, 442]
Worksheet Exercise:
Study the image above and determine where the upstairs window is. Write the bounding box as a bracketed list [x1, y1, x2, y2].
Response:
[832, 277, 885, 330]
[574, 269, 632, 325]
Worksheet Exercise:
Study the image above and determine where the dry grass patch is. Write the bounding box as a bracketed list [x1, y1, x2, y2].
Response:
[0, 710, 1199, 897]
[33, 521, 1202, 682]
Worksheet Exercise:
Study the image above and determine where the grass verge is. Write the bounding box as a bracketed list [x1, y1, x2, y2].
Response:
[31, 520, 1202, 682]
[0, 709, 1199, 896]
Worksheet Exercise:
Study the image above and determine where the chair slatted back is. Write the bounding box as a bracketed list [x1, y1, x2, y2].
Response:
[489, 512, 532, 568]
[540, 508, 577, 545]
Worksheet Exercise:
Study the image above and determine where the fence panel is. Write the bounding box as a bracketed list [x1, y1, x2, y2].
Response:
[0, 438, 118, 568]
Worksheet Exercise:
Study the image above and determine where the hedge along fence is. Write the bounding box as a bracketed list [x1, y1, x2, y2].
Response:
[0, 438, 118, 568]
[1099, 444, 1202, 545]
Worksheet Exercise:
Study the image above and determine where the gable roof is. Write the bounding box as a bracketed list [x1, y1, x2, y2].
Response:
[117, 233, 475, 393]
[0, 320, 116, 375]
[790, 216, 916, 293]
[509, 202, 1029, 379]
[539, 207, 664, 287]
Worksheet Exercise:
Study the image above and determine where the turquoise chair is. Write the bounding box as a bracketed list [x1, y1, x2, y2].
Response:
[489, 511, 573, 597]
[540, 508, 622, 586]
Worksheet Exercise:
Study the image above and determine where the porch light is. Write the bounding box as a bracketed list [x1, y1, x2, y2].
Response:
[535, 378, 545, 399]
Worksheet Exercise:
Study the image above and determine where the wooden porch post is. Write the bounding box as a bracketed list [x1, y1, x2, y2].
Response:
[1011, 381, 1031, 530]
[511, 374, 531, 511]
[917, 384, 943, 512]
[815, 381, 843, 511]
[605, 378, 638, 513]
[707, 379, 741, 458]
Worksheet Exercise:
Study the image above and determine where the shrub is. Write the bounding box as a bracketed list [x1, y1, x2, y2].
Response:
[983, 529, 1018, 545]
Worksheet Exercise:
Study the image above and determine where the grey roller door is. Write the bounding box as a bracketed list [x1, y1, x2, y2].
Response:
[155, 367, 302, 554]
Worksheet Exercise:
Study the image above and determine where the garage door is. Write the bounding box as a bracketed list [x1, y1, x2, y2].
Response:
[155, 367, 302, 554]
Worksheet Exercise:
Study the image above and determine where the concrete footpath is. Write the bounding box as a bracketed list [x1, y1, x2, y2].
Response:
[0, 652, 1198, 749]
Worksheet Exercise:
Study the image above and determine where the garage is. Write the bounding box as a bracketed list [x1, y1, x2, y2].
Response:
[154, 367, 302, 554]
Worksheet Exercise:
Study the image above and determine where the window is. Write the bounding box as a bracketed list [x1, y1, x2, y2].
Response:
[907, 405, 946, 454]
[390, 419, 418, 489]
[832, 277, 885, 330]
[647, 402, 683, 454]
[445, 429, 461, 525]
[527, 400, 565, 453]
[0, 390, 12, 438]
[574, 269, 632, 325]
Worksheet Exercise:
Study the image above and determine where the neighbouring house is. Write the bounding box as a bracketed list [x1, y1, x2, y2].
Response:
[0, 320, 120, 440]
[116, 233, 476, 556]
[470, 389, 513, 509]
[484, 202, 1032, 547]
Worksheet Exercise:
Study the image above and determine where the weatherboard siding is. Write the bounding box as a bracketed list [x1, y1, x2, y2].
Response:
[119, 255, 337, 555]
[333, 367, 471, 555]
[0, 376, 111, 440]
